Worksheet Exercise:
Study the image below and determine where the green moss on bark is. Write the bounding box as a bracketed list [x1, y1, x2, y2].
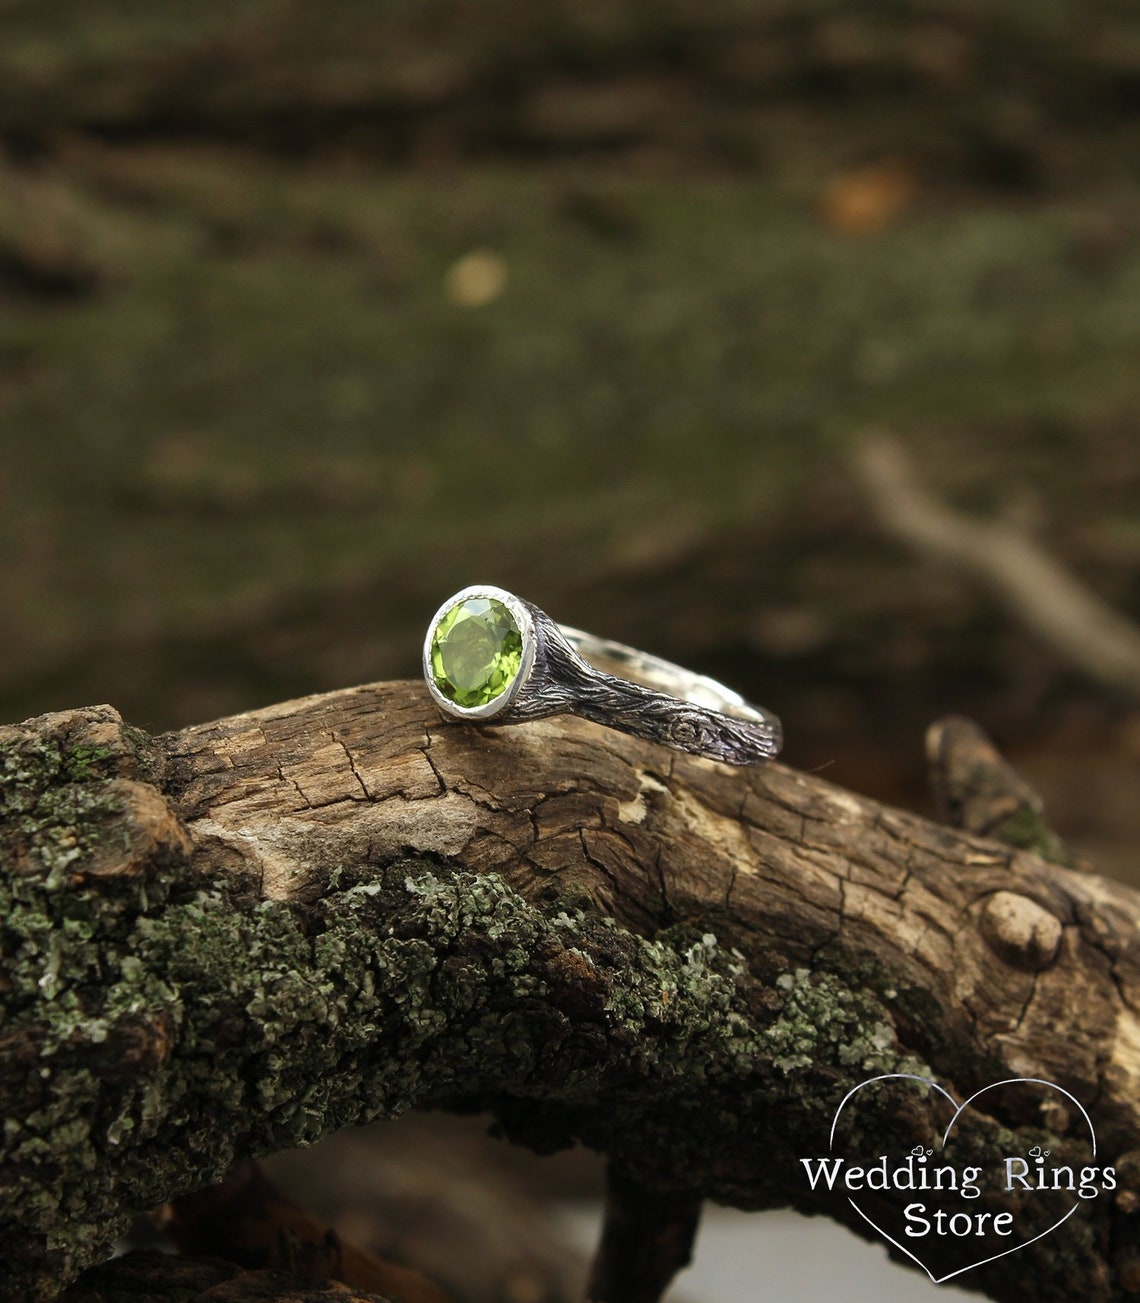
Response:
[2, 724, 930, 1299]
[990, 803, 1077, 869]
[2, 707, 1121, 1301]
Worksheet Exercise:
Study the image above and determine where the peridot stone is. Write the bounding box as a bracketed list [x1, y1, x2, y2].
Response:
[430, 596, 523, 708]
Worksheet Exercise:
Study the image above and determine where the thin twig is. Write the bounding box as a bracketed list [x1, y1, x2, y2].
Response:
[855, 435, 1140, 699]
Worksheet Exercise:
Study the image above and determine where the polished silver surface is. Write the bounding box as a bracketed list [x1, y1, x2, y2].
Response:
[425, 585, 782, 766]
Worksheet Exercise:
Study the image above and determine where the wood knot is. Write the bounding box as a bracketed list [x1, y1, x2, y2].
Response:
[978, 891, 1062, 971]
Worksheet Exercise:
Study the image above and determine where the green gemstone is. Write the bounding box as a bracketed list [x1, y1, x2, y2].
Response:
[430, 596, 523, 708]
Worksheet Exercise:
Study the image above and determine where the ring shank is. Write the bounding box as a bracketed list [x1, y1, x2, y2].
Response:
[424, 585, 782, 765]
[558, 626, 778, 731]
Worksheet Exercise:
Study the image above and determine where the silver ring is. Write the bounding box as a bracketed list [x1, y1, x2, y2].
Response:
[423, 584, 782, 766]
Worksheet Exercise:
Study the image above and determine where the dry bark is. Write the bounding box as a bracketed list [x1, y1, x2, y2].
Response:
[2, 684, 1140, 1300]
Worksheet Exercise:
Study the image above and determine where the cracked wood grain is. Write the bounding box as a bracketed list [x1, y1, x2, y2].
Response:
[171, 682, 1140, 1112]
[3, 684, 1140, 1300]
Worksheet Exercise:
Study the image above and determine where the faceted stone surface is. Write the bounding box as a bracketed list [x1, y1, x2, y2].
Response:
[429, 596, 523, 708]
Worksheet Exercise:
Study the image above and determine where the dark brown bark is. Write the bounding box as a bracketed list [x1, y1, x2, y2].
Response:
[586, 1167, 701, 1303]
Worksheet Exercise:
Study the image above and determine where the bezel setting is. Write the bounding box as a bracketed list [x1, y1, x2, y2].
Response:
[422, 584, 537, 721]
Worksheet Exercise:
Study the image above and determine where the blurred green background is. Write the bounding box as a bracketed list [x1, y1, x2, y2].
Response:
[4, 0, 1140, 879]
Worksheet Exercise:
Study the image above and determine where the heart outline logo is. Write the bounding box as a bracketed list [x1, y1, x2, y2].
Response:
[828, 1072, 1097, 1285]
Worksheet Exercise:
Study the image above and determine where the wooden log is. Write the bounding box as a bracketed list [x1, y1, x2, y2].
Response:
[2, 685, 1139, 1300]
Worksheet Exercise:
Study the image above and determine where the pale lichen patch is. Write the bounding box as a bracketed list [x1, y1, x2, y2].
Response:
[616, 770, 668, 825]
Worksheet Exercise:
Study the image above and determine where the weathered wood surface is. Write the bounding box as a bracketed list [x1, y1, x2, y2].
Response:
[2, 684, 1140, 1299]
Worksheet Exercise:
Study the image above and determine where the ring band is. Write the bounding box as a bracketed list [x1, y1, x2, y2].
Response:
[423, 585, 782, 766]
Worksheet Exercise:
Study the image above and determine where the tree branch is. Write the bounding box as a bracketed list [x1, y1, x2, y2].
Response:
[2, 686, 1139, 1300]
[586, 1167, 702, 1303]
[855, 434, 1140, 699]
